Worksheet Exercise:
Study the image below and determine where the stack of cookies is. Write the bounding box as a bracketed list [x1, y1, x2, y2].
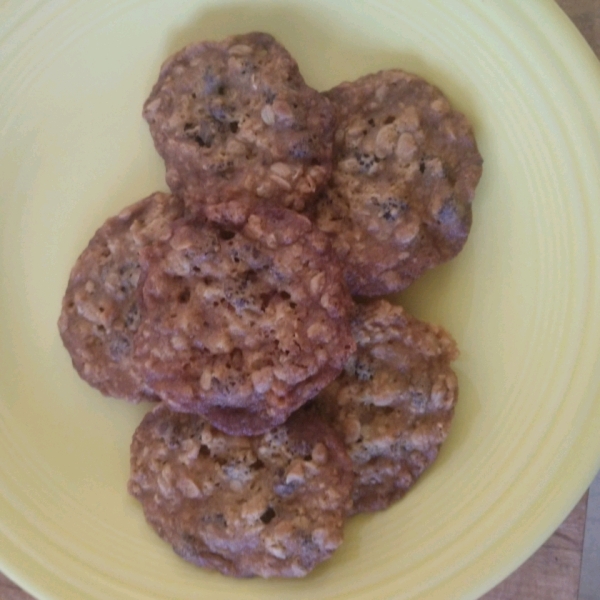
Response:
[58, 32, 482, 578]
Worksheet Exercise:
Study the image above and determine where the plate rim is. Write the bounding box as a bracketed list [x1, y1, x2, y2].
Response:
[1, 1, 600, 599]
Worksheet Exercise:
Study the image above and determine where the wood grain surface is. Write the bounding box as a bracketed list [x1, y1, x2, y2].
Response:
[557, 0, 600, 57]
[1, 1, 598, 599]
[482, 494, 589, 599]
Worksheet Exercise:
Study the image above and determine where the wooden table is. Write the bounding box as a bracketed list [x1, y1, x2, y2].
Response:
[1, 1, 599, 598]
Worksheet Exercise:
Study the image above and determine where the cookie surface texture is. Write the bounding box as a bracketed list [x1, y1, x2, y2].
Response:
[136, 204, 355, 435]
[315, 69, 483, 296]
[129, 405, 354, 578]
[315, 299, 459, 513]
[143, 32, 334, 212]
[58, 192, 184, 401]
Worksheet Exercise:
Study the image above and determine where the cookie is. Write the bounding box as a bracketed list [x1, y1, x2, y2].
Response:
[135, 204, 355, 435]
[128, 404, 354, 578]
[143, 32, 334, 213]
[313, 69, 483, 296]
[58, 192, 184, 401]
[314, 299, 458, 513]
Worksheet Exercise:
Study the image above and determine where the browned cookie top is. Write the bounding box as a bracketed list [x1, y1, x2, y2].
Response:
[135, 204, 355, 435]
[315, 299, 458, 513]
[143, 32, 334, 213]
[129, 405, 354, 578]
[314, 69, 483, 296]
[58, 192, 184, 401]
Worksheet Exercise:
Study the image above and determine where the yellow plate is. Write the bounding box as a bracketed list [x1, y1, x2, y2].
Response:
[1, 1, 600, 598]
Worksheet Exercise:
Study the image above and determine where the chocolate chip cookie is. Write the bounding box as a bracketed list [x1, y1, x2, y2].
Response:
[135, 204, 355, 435]
[315, 299, 459, 513]
[58, 192, 184, 401]
[143, 32, 334, 213]
[129, 405, 354, 577]
[314, 69, 483, 296]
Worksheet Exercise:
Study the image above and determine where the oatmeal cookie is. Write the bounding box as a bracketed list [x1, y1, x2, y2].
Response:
[314, 69, 483, 296]
[128, 405, 354, 578]
[143, 32, 334, 213]
[58, 192, 184, 401]
[135, 204, 355, 435]
[315, 299, 458, 513]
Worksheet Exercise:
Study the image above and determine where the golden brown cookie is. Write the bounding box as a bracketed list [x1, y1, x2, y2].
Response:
[58, 192, 184, 401]
[129, 405, 354, 578]
[314, 69, 483, 296]
[144, 32, 334, 213]
[315, 299, 459, 513]
[135, 204, 355, 435]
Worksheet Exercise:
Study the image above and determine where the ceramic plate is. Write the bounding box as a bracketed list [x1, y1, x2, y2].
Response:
[1, 1, 600, 598]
